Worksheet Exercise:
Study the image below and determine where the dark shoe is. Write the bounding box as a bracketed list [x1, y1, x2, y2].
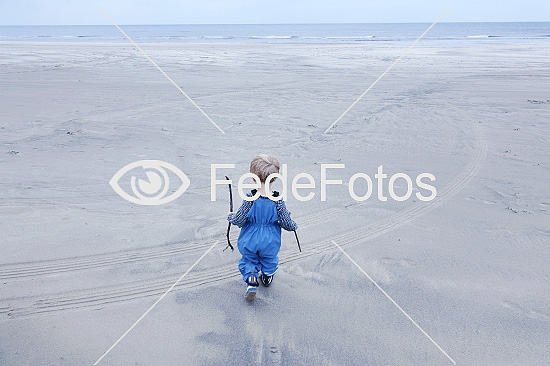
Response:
[260, 273, 273, 287]
[246, 275, 259, 287]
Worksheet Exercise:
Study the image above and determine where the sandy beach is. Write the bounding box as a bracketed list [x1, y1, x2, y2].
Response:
[1, 40, 549, 365]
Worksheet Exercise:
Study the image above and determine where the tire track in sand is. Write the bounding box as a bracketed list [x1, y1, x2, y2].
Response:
[0, 206, 343, 280]
[0, 111, 487, 319]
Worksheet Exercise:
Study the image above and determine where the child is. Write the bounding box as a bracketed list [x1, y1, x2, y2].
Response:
[227, 154, 297, 302]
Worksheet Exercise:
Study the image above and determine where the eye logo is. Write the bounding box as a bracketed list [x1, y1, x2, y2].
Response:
[109, 160, 190, 205]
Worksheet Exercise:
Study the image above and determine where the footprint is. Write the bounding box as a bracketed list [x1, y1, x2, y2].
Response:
[465, 196, 496, 205]
[408, 223, 438, 232]
[380, 257, 417, 268]
[268, 346, 282, 364]
[380, 257, 398, 265]
[501, 301, 549, 320]
[287, 265, 324, 281]
[399, 259, 416, 267]
[485, 227, 514, 234]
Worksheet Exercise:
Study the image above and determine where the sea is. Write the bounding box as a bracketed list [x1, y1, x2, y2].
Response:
[0, 23, 549, 44]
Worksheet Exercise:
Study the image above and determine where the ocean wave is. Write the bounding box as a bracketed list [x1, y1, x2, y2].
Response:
[301, 35, 375, 40]
[3, 24, 550, 44]
[325, 35, 375, 39]
[201, 36, 235, 39]
[465, 35, 508, 39]
[248, 35, 297, 39]
[154, 35, 199, 39]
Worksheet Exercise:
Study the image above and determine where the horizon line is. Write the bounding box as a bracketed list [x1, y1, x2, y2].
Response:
[1, 20, 550, 27]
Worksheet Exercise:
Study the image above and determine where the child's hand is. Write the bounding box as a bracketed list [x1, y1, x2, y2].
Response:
[227, 211, 233, 217]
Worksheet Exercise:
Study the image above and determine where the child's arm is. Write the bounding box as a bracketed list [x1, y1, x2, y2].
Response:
[227, 200, 253, 228]
[275, 200, 298, 231]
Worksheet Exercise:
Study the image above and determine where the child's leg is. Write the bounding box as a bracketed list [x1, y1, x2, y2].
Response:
[238, 251, 261, 284]
[239, 250, 260, 301]
[259, 253, 279, 277]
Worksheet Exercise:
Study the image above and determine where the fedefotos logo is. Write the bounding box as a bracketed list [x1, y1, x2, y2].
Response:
[211, 164, 436, 202]
[110, 160, 437, 205]
[109, 160, 190, 205]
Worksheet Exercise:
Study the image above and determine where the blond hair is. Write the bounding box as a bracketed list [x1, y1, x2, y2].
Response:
[250, 154, 280, 183]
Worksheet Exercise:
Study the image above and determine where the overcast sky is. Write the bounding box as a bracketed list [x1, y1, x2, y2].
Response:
[1, 0, 549, 25]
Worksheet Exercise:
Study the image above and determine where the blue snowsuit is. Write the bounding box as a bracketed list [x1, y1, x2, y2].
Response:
[228, 192, 297, 283]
